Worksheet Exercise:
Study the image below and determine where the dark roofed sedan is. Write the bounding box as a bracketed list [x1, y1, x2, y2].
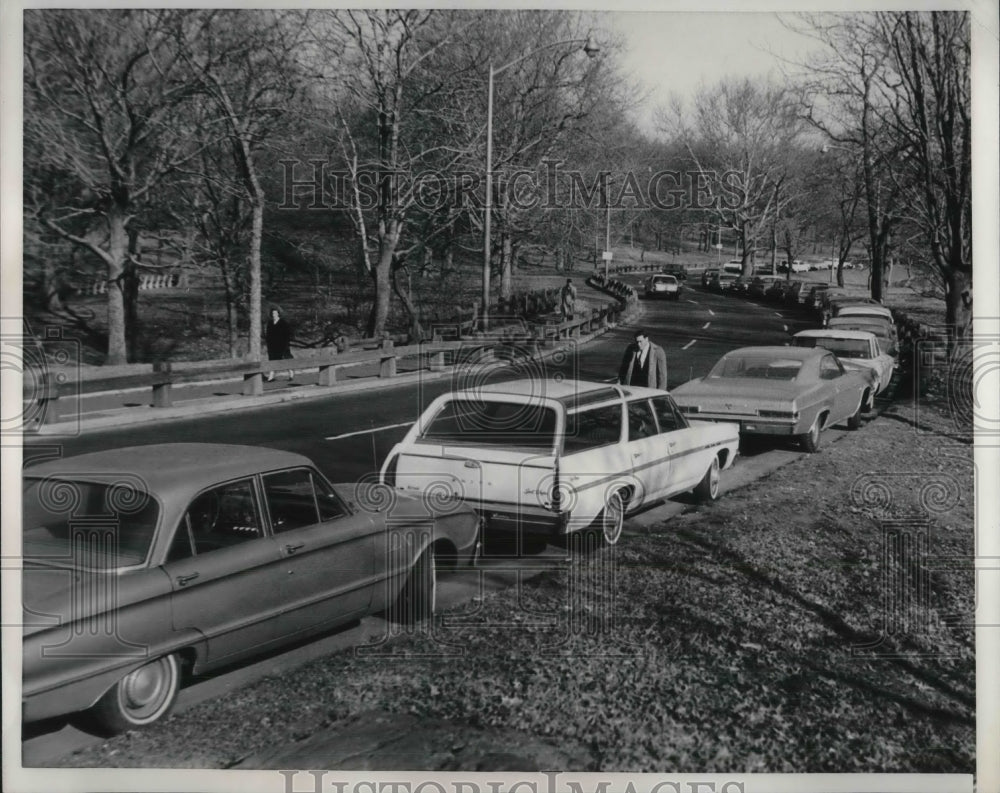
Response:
[22, 444, 480, 733]
[671, 346, 876, 452]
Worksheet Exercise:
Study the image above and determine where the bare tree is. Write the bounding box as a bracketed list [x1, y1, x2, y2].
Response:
[24, 10, 199, 364]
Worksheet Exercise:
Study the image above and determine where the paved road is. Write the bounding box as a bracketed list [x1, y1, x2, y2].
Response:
[20, 280, 823, 764]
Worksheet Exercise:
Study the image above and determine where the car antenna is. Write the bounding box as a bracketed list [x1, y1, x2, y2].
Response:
[371, 422, 378, 471]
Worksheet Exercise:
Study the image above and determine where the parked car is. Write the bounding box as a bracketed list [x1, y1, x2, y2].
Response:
[380, 379, 740, 547]
[661, 263, 688, 281]
[827, 316, 899, 356]
[782, 280, 806, 306]
[791, 329, 895, 395]
[804, 283, 832, 311]
[709, 272, 739, 292]
[835, 304, 894, 323]
[749, 275, 782, 299]
[22, 444, 481, 733]
[701, 268, 720, 288]
[764, 279, 792, 302]
[644, 273, 683, 300]
[729, 275, 752, 295]
[671, 346, 877, 452]
[723, 260, 744, 275]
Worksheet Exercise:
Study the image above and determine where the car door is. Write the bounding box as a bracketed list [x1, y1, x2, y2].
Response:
[263, 467, 375, 638]
[650, 394, 703, 492]
[625, 398, 670, 504]
[162, 477, 286, 664]
[818, 353, 857, 423]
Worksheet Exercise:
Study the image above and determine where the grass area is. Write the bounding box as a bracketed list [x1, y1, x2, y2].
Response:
[58, 386, 974, 772]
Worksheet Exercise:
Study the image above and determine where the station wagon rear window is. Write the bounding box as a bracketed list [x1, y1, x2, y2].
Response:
[420, 398, 557, 450]
[22, 478, 160, 569]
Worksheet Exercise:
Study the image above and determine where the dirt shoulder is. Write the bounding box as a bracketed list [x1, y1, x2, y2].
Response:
[53, 389, 974, 773]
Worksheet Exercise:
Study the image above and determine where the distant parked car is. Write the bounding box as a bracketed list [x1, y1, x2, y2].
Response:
[709, 273, 739, 292]
[729, 275, 752, 295]
[701, 268, 720, 287]
[749, 275, 781, 298]
[827, 316, 899, 357]
[723, 260, 744, 275]
[381, 379, 741, 546]
[835, 304, 894, 323]
[22, 444, 481, 733]
[792, 329, 895, 395]
[764, 279, 792, 302]
[672, 346, 877, 452]
[661, 263, 688, 281]
[783, 280, 806, 306]
[804, 283, 832, 311]
[644, 273, 683, 300]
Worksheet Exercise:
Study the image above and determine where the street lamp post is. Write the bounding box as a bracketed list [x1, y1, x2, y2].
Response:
[482, 33, 600, 330]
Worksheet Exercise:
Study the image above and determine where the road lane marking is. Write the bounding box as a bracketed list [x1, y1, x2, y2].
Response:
[686, 299, 699, 304]
[702, 322, 711, 330]
[326, 421, 413, 441]
[708, 309, 716, 316]
[783, 324, 789, 332]
[682, 339, 697, 350]
[774, 312, 784, 318]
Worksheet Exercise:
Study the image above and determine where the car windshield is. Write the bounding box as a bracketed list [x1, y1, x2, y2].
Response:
[22, 477, 160, 569]
[708, 355, 803, 381]
[794, 337, 872, 359]
[420, 398, 557, 450]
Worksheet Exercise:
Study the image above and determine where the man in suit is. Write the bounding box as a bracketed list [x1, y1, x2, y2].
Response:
[617, 330, 668, 390]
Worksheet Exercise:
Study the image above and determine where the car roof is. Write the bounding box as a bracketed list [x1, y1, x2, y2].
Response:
[475, 378, 615, 401]
[25, 443, 313, 496]
[794, 329, 877, 341]
[722, 346, 826, 361]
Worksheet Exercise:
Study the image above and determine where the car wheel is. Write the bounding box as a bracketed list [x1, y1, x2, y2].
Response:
[395, 547, 436, 623]
[89, 653, 181, 734]
[847, 397, 865, 430]
[694, 455, 721, 502]
[599, 489, 626, 546]
[799, 415, 822, 453]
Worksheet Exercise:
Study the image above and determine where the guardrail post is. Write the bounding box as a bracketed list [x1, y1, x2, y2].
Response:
[379, 340, 397, 378]
[152, 362, 173, 408]
[35, 371, 60, 427]
[428, 350, 446, 371]
[244, 364, 264, 396]
[318, 363, 339, 386]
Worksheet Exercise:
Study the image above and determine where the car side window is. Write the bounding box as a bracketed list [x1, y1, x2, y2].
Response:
[651, 396, 687, 432]
[264, 469, 320, 533]
[820, 355, 843, 379]
[179, 478, 262, 555]
[627, 400, 657, 440]
[564, 404, 623, 453]
[312, 473, 348, 522]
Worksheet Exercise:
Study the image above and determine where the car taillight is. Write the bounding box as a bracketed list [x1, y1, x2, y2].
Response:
[758, 409, 799, 420]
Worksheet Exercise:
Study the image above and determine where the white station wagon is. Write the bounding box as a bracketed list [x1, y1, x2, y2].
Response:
[380, 379, 740, 545]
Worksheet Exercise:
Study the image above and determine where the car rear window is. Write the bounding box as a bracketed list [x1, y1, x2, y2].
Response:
[420, 398, 557, 450]
[22, 477, 160, 569]
[708, 355, 803, 381]
[794, 337, 872, 359]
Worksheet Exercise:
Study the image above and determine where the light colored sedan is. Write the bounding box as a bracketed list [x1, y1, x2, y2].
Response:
[672, 346, 877, 452]
[22, 444, 480, 733]
[644, 273, 682, 300]
[792, 329, 895, 395]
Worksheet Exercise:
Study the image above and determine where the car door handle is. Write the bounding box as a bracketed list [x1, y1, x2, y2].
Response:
[668, 442, 677, 448]
[177, 572, 200, 586]
[633, 452, 643, 458]
[464, 460, 480, 468]
[284, 542, 305, 554]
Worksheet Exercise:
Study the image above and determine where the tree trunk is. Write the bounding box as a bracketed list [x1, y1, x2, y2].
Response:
[944, 267, 973, 349]
[391, 265, 424, 341]
[500, 230, 513, 301]
[125, 227, 141, 361]
[248, 198, 263, 359]
[41, 258, 63, 313]
[105, 206, 129, 365]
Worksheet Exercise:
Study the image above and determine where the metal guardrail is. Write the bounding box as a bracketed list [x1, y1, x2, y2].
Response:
[28, 286, 636, 427]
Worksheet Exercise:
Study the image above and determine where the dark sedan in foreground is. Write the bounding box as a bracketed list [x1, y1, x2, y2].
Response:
[22, 444, 480, 733]
[671, 346, 876, 452]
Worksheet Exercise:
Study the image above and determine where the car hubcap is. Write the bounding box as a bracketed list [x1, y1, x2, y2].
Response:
[709, 460, 720, 497]
[120, 658, 173, 719]
[604, 493, 624, 545]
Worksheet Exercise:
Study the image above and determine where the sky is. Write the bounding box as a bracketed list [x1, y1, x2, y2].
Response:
[604, 10, 820, 136]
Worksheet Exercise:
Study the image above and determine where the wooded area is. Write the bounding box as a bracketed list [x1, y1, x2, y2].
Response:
[22, 9, 972, 364]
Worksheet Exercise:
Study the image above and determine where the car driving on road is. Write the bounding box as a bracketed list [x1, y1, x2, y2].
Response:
[22, 444, 480, 733]
[671, 346, 876, 452]
[644, 273, 683, 300]
[380, 379, 740, 547]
